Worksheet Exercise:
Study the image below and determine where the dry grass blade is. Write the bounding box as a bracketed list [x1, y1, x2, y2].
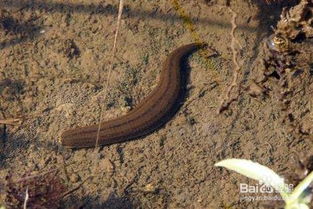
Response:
[112, 0, 124, 56]
[23, 187, 29, 209]
[95, 0, 124, 148]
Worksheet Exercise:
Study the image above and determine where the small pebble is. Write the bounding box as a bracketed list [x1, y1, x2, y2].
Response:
[70, 173, 80, 183]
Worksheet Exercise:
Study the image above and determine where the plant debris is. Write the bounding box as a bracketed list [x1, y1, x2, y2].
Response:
[2, 170, 68, 209]
[250, 0, 313, 141]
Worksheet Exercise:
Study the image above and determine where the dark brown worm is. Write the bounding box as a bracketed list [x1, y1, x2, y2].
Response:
[61, 43, 206, 148]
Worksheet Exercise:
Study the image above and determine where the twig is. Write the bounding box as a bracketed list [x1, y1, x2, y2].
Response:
[0, 118, 23, 125]
[218, 7, 242, 113]
[0, 111, 47, 126]
[61, 176, 91, 199]
[14, 169, 59, 184]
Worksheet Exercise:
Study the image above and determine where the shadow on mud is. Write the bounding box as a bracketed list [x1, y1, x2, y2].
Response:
[0, 0, 281, 50]
[0, 132, 63, 169]
[65, 192, 135, 209]
[0, 13, 45, 49]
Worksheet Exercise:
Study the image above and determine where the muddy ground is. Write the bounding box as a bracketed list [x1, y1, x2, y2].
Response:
[1, 0, 313, 208]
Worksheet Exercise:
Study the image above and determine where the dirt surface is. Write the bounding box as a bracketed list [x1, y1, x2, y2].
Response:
[1, 0, 313, 208]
